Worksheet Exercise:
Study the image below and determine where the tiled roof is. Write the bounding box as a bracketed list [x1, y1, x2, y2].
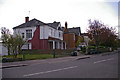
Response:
[13, 18, 46, 29]
[13, 19, 60, 29]
[67, 27, 81, 35]
[47, 22, 60, 29]
[62, 27, 81, 35]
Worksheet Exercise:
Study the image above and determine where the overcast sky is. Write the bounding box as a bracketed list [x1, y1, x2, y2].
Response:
[0, 0, 119, 36]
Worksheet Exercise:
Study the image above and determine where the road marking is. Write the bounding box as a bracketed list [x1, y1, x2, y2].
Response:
[24, 66, 78, 77]
[94, 58, 114, 64]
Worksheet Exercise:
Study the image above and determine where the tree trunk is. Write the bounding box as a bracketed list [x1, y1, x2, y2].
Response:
[14, 47, 17, 59]
[18, 45, 22, 54]
[8, 46, 10, 55]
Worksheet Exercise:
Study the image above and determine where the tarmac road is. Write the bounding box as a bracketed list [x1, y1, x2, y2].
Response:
[2, 52, 118, 79]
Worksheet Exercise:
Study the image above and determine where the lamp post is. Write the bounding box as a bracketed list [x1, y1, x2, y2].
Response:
[53, 49, 55, 58]
[53, 41, 55, 58]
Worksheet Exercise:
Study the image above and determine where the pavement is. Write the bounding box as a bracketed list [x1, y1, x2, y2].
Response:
[1, 50, 118, 69]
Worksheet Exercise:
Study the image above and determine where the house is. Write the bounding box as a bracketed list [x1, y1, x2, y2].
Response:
[62, 22, 81, 49]
[118, 26, 120, 39]
[0, 40, 10, 56]
[80, 33, 91, 46]
[13, 17, 66, 50]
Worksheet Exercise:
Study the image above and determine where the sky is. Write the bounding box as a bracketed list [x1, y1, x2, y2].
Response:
[0, 0, 119, 36]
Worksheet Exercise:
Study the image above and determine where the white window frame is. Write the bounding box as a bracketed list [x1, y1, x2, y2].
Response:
[26, 29, 32, 38]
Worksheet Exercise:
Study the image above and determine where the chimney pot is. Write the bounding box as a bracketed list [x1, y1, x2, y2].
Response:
[25, 17, 29, 23]
[53, 21, 56, 23]
[65, 22, 67, 29]
[64, 22, 68, 32]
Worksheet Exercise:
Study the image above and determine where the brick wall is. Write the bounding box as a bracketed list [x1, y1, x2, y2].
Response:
[63, 33, 75, 49]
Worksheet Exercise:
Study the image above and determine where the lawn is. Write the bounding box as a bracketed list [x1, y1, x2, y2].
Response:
[2, 53, 68, 61]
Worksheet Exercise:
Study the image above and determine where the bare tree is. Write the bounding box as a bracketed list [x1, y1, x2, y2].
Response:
[1, 27, 11, 55]
[87, 19, 117, 50]
[1, 27, 26, 58]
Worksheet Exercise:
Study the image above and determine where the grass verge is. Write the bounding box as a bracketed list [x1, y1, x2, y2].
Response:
[2, 53, 70, 61]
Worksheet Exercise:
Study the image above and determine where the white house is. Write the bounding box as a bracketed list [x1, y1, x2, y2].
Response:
[13, 17, 66, 50]
[0, 41, 8, 56]
[119, 26, 120, 39]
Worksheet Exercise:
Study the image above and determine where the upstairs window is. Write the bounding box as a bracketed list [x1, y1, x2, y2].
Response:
[22, 33, 24, 38]
[26, 29, 32, 38]
[59, 32, 61, 37]
[54, 30, 56, 37]
[51, 29, 53, 36]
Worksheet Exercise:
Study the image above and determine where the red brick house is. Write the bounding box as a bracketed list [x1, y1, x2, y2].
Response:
[62, 22, 81, 49]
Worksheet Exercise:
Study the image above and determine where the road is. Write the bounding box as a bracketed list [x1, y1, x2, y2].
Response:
[2, 52, 118, 79]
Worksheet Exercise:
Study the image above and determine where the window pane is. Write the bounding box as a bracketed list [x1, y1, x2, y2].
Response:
[22, 33, 24, 38]
[59, 32, 60, 37]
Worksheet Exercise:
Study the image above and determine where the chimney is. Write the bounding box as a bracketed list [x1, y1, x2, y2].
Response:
[25, 17, 29, 23]
[53, 21, 56, 23]
[64, 22, 68, 32]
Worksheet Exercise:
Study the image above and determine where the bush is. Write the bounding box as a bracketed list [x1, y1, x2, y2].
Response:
[98, 46, 105, 48]
[88, 46, 95, 50]
[81, 47, 86, 53]
[2, 57, 22, 63]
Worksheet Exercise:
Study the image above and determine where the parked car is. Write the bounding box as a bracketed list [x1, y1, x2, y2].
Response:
[88, 49, 101, 55]
[71, 51, 77, 56]
[77, 46, 82, 52]
[88, 49, 97, 55]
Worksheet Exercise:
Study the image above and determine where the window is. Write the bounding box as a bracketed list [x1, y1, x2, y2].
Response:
[74, 35, 75, 40]
[26, 29, 32, 38]
[59, 32, 61, 37]
[50, 29, 53, 36]
[22, 33, 24, 38]
[54, 30, 56, 37]
[51, 29, 53, 36]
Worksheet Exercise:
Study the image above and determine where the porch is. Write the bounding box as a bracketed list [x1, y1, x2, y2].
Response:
[48, 40, 66, 50]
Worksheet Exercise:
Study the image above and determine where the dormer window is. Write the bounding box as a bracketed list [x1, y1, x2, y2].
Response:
[26, 29, 32, 38]
[58, 27, 61, 30]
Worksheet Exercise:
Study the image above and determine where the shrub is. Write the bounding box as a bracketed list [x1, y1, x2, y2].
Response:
[88, 46, 95, 50]
[98, 46, 104, 48]
[81, 47, 86, 53]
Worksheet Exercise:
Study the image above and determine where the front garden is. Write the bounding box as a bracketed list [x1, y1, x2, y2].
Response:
[2, 49, 73, 63]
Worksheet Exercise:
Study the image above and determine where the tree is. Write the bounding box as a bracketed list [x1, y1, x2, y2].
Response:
[10, 34, 26, 58]
[1, 27, 26, 58]
[87, 19, 117, 50]
[1, 27, 11, 55]
[76, 37, 84, 47]
[16, 34, 26, 54]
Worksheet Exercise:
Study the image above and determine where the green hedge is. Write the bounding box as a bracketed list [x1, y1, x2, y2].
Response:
[81, 47, 86, 53]
[81, 46, 110, 53]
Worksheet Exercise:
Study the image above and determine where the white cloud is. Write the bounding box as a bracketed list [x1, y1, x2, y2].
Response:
[0, 0, 118, 37]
